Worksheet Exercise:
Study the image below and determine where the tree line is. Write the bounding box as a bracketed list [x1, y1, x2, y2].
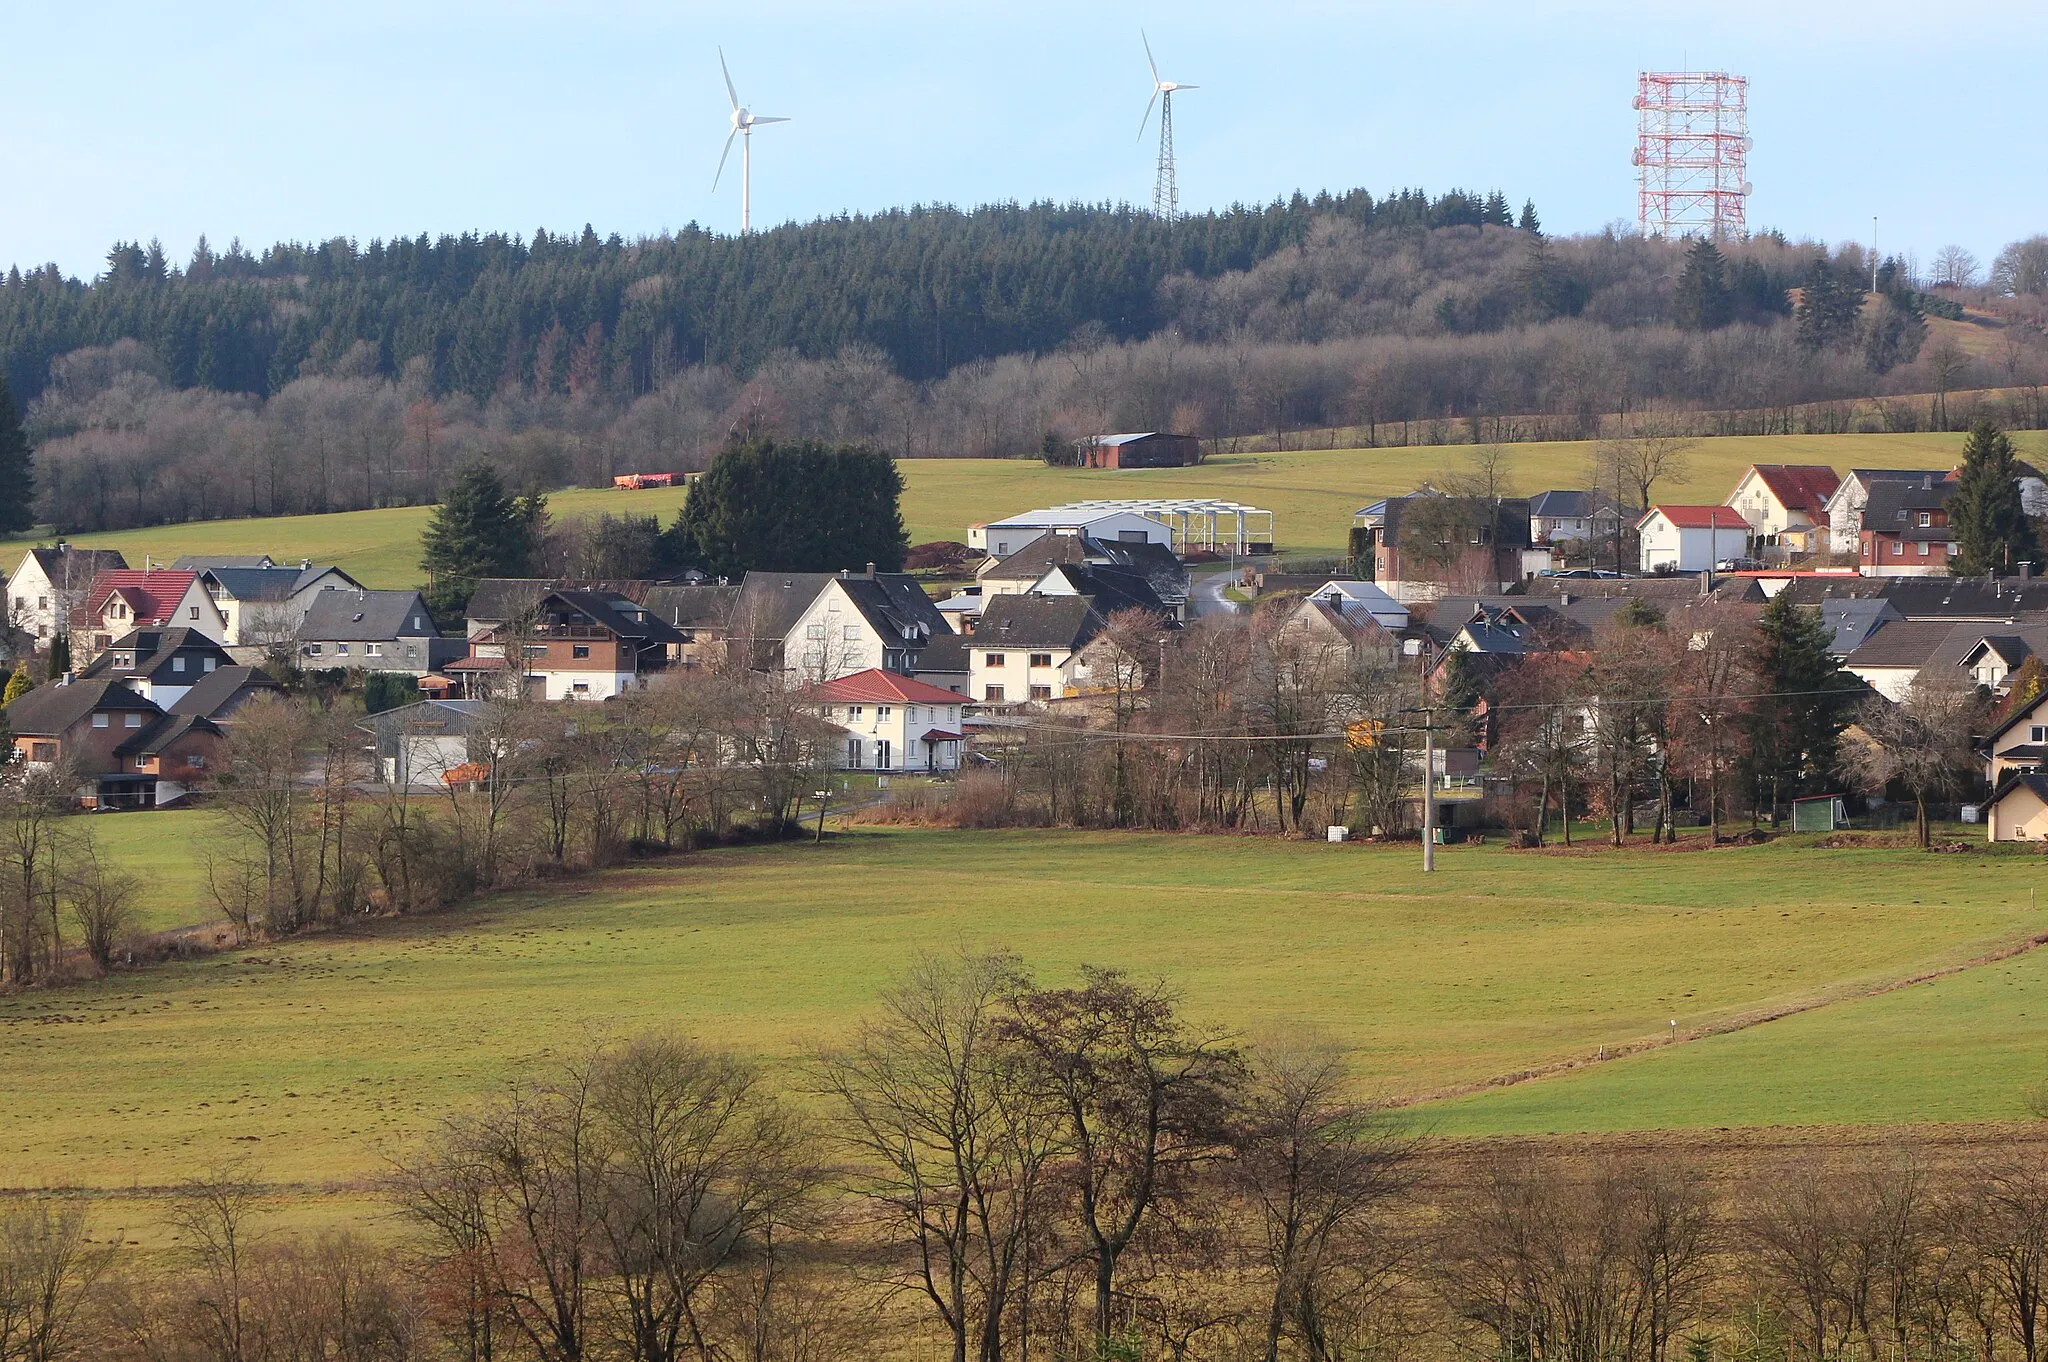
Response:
[10, 953, 2048, 1362]
[22, 204, 2048, 534]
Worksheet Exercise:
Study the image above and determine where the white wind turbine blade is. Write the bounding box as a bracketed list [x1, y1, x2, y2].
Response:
[1137, 86, 1159, 141]
[1174, 83, 1199, 90]
[713, 126, 738, 191]
[751, 115, 790, 124]
[1142, 30, 1161, 87]
[718, 47, 740, 111]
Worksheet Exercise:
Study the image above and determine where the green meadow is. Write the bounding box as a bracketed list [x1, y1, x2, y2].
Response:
[4, 826, 2046, 1209]
[10, 431, 2044, 586]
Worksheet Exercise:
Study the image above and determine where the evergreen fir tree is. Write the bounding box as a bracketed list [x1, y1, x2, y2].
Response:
[1947, 420, 2039, 576]
[1795, 256, 1864, 351]
[419, 463, 541, 617]
[0, 377, 34, 534]
[2, 662, 30, 706]
[1673, 239, 1733, 331]
[47, 634, 70, 677]
[1745, 595, 1856, 817]
[672, 438, 908, 579]
[1517, 200, 1541, 234]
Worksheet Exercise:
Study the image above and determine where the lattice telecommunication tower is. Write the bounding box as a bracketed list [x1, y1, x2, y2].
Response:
[1633, 71, 1752, 238]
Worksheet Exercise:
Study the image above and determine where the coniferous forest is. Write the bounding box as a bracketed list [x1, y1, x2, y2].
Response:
[5, 188, 2047, 533]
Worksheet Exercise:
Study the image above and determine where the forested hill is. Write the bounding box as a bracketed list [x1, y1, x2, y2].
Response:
[0, 188, 1526, 401]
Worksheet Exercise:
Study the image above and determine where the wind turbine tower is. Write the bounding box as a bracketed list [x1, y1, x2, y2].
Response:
[714, 48, 789, 235]
[1138, 33, 1197, 221]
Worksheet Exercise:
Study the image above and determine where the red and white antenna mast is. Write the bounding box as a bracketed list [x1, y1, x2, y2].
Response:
[1633, 72, 1752, 239]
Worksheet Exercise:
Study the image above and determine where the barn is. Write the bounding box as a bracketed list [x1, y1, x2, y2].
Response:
[1081, 432, 1200, 469]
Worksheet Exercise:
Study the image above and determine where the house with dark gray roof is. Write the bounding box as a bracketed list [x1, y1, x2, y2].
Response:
[975, 532, 1189, 617]
[462, 590, 686, 700]
[167, 665, 285, 722]
[733, 568, 949, 682]
[969, 595, 1112, 704]
[4, 676, 222, 807]
[298, 589, 454, 675]
[194, 562, 363, 647]
[77, 626, 235, 707]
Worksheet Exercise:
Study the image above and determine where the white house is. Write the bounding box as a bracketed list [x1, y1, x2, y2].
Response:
[1527, 490, 1624, 545]
[969, 595, 1110, 704]
[969, 509, 1172, 557]
[1302, 581, 1409, 630]
[196, 563, 364, 647]
[1637, 506, 1751, 574]
[7, 546, 129, 647]
[732, 569, 950, 683]
[812, 669, 966, 772]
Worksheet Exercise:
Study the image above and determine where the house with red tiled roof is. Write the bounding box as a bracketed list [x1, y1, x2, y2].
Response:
[1725, 465, 1842, 556]
[1637, 506, 1751, 574]
[806, 668, 967, 772]
[71, 570, 226, 661]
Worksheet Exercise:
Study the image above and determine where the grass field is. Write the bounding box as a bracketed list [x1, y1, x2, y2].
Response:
[10, 431, 2046, 587]
[5, 824, 2048, 1205]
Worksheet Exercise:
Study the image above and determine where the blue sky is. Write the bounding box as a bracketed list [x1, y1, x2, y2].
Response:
[5, 0, 2043, 280]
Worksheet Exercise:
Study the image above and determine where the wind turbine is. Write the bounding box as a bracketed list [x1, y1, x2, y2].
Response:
[713, 48, 789, 235]
[1137, 32, 1197, 221]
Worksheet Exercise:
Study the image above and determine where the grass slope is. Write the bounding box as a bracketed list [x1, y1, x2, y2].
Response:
[3, 827, 2043, 1199]
[10, 432, 2043, 587]
[81, 807, 231, 934]
[1428, 920, 2048, 1136]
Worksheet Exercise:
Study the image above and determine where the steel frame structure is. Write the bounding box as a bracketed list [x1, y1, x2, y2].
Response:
[1633, 71, 1751, 239]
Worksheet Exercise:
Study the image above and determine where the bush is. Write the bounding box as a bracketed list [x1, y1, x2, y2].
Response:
[362, 671, 421, 714]
[905, 541, 972, 572]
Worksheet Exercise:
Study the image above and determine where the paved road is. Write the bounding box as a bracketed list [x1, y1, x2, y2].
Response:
[1189, 566, 1242, 618]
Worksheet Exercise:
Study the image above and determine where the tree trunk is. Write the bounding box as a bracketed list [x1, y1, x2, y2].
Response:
[1916, 793, 1931, 849]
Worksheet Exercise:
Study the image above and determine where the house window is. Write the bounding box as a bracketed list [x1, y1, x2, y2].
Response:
[844, 625, 861, 642]
[1893, 542, 1904, 556]
[30, 742, 54, 762]
[572, 644, 591, 659]
[125, 713, 143, 728]
[1919, 512, 1932, 527]
[173, 656, 186, 672]
[405, 646, 418, 660]
[847, 738, 863, 767]
[189, 754, 206, 770]
[336, 643, 351, 655]
[37, 595, 47, 609]
[367, 643, 383, 657]
[411, 616, 422, 630]
[877, 740, 892, 769]
[948, 707, 958, 722]
[523, 645, 547, 659]
[984, 653, 1006, 667]
[189, 606, 199, 620]
[307, 643, 323, 655]
[572, 681, 590, 695]
[1030, 684, 1053, 701]
[93, 713, 109, 728]
[204, 658, 216, 671]
[1029, 653, 1052, 667]
[984, 684, 1005, 702]
[877, 706, 891, 718]
[996, 541, 1009, 554]
[2030, 726, 2048, 743]
[848, 705, 863, 717]
[1918, 542, 1929, 557]
[806, 623, 827, 639]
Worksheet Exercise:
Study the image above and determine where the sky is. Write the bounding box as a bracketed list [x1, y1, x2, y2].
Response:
[4, 0, 2044, 282]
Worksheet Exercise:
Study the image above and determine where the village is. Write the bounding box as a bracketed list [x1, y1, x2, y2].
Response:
[7, 426, 2048, 847]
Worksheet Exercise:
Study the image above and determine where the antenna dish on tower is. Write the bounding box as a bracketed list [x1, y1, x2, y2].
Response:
[713, 48, 789, 235]
[1138, 32, 1197, 222]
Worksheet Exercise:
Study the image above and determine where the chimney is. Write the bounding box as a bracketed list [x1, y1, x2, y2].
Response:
[865, 562, 877, 579]
[60, 672, 74, 686]
[1559, 592, 1574, 606]
[2024, 563, 2036, 582]
[1922, 474, 1933, 490]
[300, 558, 311, 570]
